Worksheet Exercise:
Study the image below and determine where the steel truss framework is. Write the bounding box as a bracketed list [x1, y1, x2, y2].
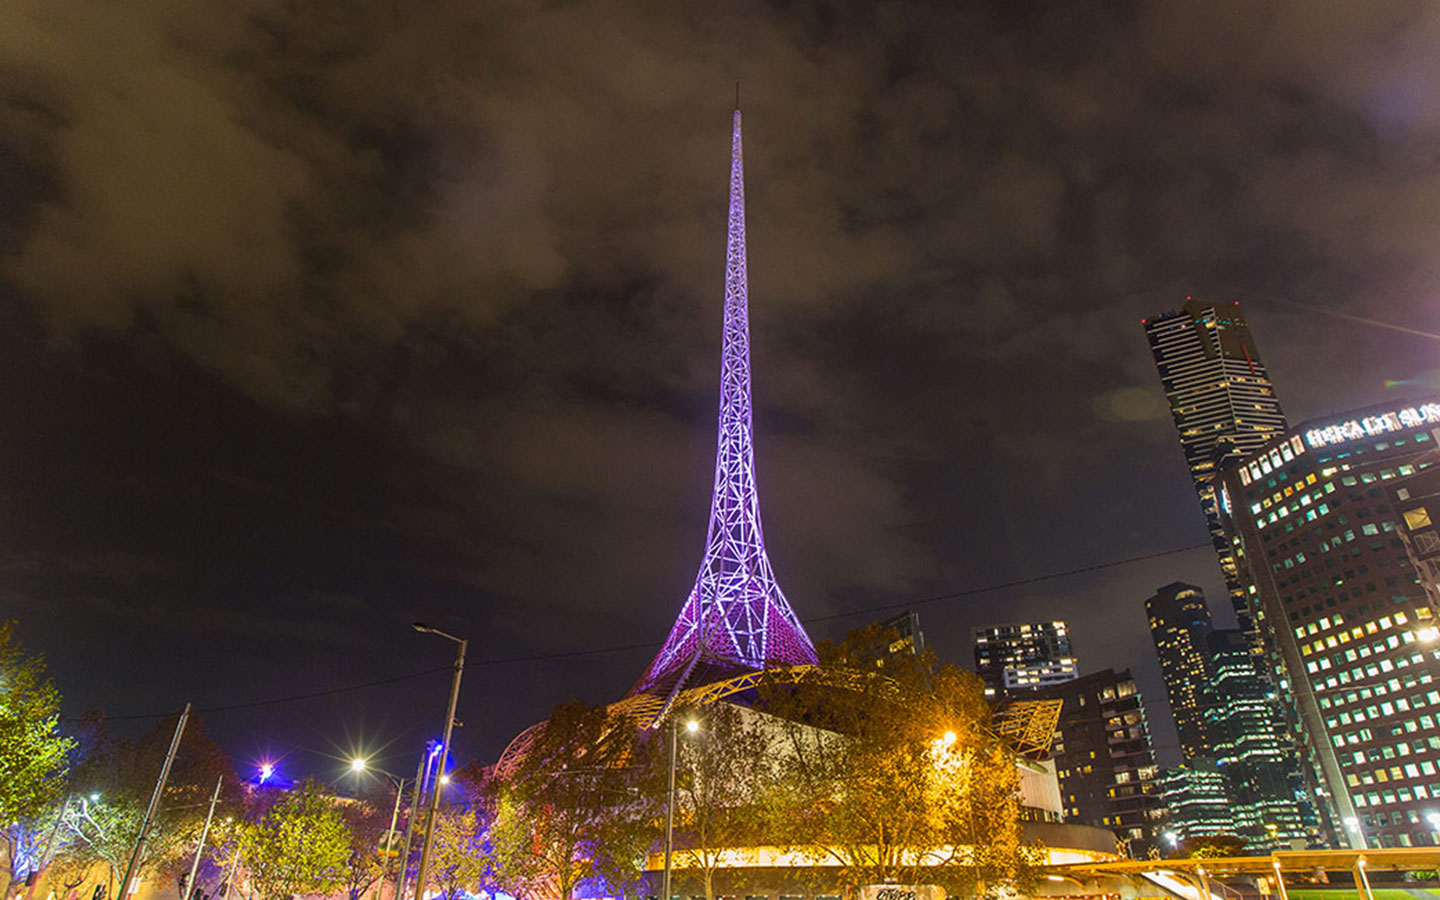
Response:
[631, 109, 817, 696]
[494, 664, 1062, 776]
[992, 699, 1064, 757]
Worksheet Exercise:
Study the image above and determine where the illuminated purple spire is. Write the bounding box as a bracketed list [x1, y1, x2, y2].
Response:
[632, 109, 818, 696]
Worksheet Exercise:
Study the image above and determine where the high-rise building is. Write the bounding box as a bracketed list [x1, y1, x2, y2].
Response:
[1204, 629, 1312, 849]
[1386, 461, 1440, 618]
[1034, 669, 1161, 856]
[1155, 761, 1236, 845]
[1215, 398, 1440, 848]
[973, 621, 1078, 699]
[1144, 299, 1288, 643]
[1145, 582, 1214, 761]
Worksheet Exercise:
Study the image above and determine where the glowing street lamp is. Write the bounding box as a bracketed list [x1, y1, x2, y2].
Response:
[350, 757, 367, 773]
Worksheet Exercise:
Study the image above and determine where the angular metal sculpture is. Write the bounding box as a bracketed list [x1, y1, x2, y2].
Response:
[631, 109, 818, 697]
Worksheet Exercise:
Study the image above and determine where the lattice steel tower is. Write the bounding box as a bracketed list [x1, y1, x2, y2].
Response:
[631, 109, 818, 697]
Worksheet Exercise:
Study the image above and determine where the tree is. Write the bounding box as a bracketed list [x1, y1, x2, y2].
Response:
[339, 797, 388, 900]
[1176, 834, 1246, 859]
[669, 701, 775, 900]
[426, 808, 487, 900]
[488, 701, 660, 900]
[242, 780, 350, 900]
[50, 794, 144, 899]
[58, 713, 237, 898]
[0, 620, 76, 899]
[756, 623, 1040, 898]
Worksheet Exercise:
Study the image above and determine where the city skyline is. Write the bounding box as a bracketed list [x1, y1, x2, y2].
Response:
[4, 1, 1440, 775]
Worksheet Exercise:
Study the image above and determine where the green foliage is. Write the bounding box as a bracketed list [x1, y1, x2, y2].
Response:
[0, 621, 75, 900]
[427, 808, 487, 900]
[755, 622, 1040, 898]
[1175, 833, 1245, 858]
[242, 780, 350, 900]
[0, 620, 75, 828]
[488, 701, 661, 900]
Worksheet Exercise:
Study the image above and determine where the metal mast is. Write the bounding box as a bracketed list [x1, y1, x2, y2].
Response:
[632, 108, 818, 696]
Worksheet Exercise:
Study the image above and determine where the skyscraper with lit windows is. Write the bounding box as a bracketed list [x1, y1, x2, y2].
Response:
[973, 621, 1078, 699]
[1216, 398, 1440, 849]
[1146, 582, 1214, 761]
[1144, 299, 1288, 645]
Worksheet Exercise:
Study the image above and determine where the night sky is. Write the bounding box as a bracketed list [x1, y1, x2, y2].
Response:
[4, 1, 1440, 778]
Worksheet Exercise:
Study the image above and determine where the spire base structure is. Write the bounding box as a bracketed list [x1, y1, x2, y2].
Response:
[631, 110, 817, 697]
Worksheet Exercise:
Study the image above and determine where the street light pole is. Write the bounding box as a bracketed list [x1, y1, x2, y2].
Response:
[662, 716, 677, 900]
[381, 778, 406, 871]
[661, 715, 698, 900]
[119, 703, 191, 900]
[411, 624, 467, 900]
[394, 748, 432, 900]
[182, 776, 224, 900]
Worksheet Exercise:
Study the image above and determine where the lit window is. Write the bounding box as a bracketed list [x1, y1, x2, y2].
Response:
[1404, 508, 1433, 530]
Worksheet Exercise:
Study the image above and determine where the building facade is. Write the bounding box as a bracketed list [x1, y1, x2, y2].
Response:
[973, 621, 1078, 699]
[1204, 628, 1313, 848]
[1215, 399, 1440, 848]
[1145, 582, 1214, 761]
[1034, 668, 1161, 855]
[1155, 760, 1236, 845]
[1145, 298, 1288, 644]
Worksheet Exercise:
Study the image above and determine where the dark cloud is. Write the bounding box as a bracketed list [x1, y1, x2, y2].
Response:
[3, 0, 1439, 768]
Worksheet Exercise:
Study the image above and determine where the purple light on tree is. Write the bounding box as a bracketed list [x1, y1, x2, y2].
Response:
[632, 109, 818, 696]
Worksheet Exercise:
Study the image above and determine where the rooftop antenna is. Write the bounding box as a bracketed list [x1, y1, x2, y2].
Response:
[735, 81, 740, 109]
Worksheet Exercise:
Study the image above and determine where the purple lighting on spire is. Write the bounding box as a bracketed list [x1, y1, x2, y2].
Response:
[632, 109, 818, 696]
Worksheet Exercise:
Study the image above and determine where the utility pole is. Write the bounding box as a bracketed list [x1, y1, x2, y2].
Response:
[394, 746, 432, 900]
[377, 776, 407, 900]
[411, 625, 466, 900]
[118, 703, 190, 900]
[661, 715, 677, 900]
[183, 776, 224, 900]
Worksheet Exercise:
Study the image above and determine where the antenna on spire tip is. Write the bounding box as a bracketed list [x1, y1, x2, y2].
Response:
[735, 81, 741, 110]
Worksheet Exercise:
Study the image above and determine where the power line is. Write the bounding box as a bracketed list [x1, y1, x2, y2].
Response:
[78, 542, 1211, 722]
[805, 541, 1213, 623]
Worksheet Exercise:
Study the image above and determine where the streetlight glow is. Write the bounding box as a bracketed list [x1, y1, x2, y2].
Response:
[350, 757, 367, 773]
[942, 730, 957, 746]
[685, 719, 699, 733]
